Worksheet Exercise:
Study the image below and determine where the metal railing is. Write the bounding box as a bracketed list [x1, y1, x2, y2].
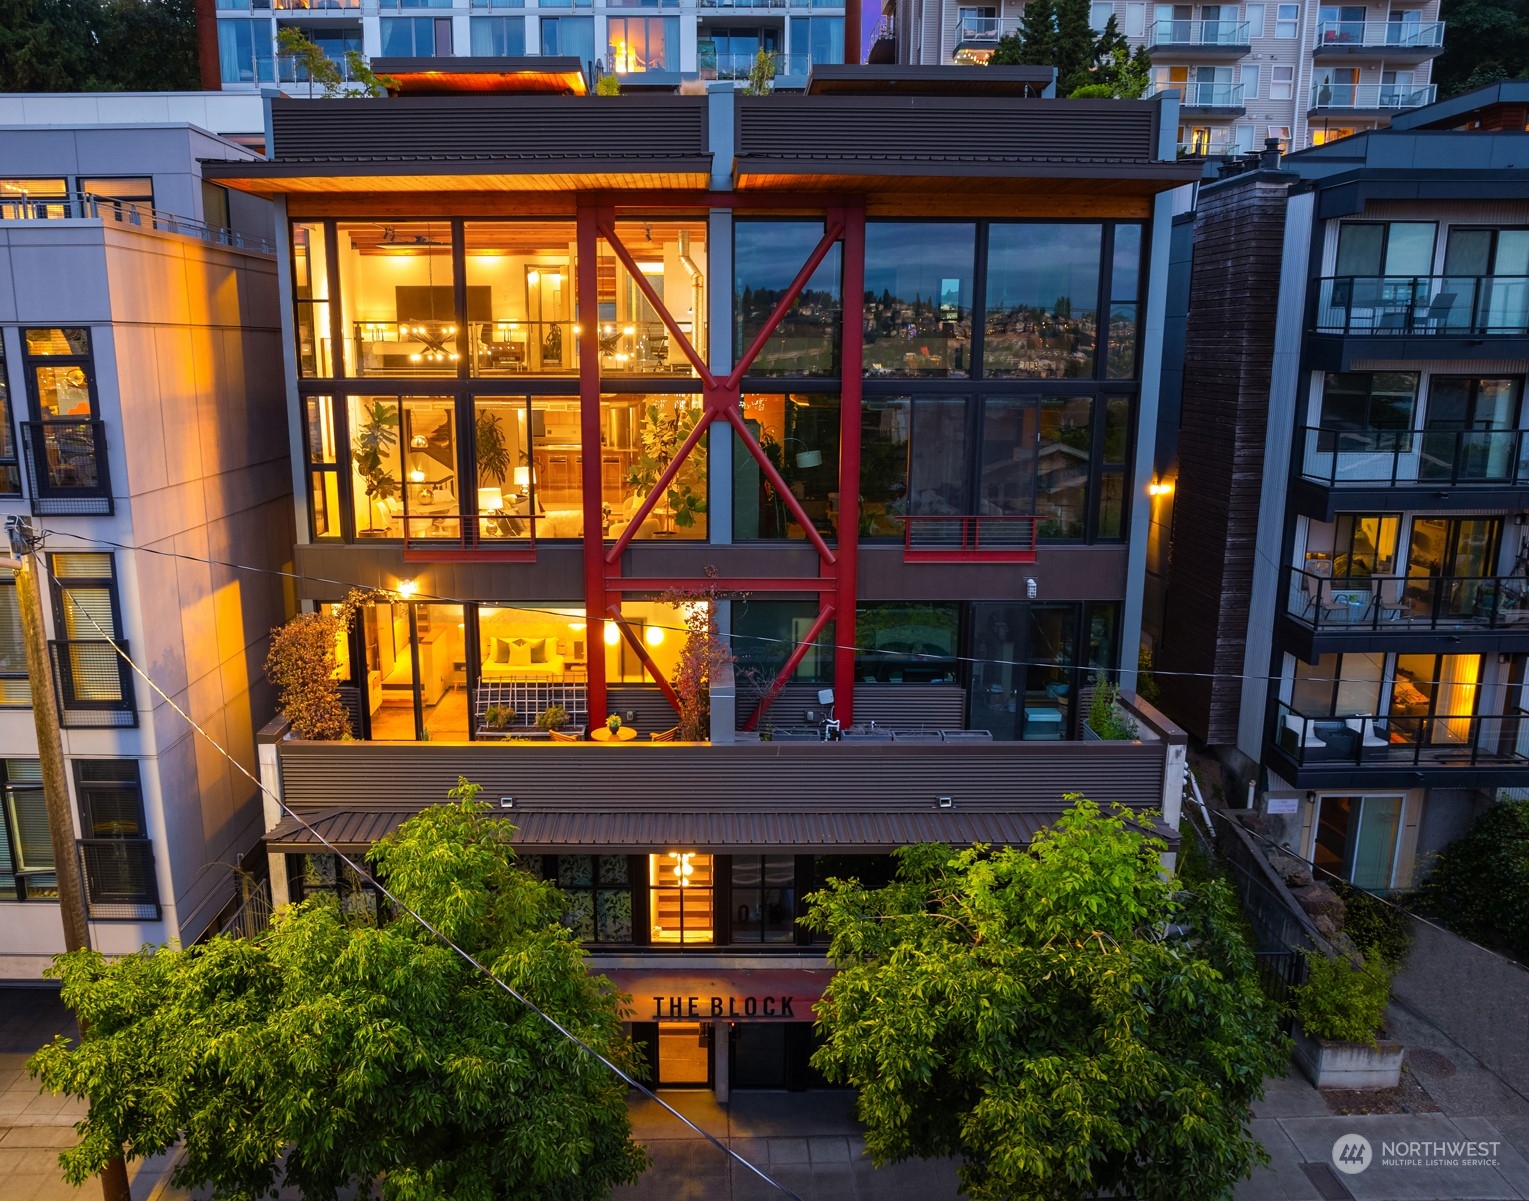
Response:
[904, 515, 1039, 562]
[78, 838, 160, 920]
[222, 878, 273, 939]
[273, 0, 361, 8]
[0, 192, 274, 253]
[278, 55, 367, 85]
[1311, 274, 1529, 336]
[707, 50, 811, 78]
[1309, 81, 1437, 110]
[953, 15, 1020, 41]
[1148, 18, 1250, 46]
[19, 421, 112, 516]
[1148, 82, 1245, 107]
[1315, 19, 1445, 48]
[1286, 565, 1529, 631]
[1272, 700, 1529, 769]
[1178, 136, 1238, 157]
[1298, 424, 1529, 486]
[355, 320, 585, 376]
[48, 639, 138, 728]
[399, 512, 540, 561]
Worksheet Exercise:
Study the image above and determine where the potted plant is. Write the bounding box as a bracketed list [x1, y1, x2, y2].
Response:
[1083, 674, 1140, 741]
[536, 704, 569, 732]
[605, 714, 622, 735]
[351, 399, 400, 535]
[476, 410, 512, 493]
[1291, 951, 1403, 1089]
[482, 704, 516, 732]
[624, 402, 706, 535]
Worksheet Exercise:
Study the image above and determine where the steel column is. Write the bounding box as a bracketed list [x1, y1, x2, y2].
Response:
[834, 204, 866, 728]
[577, 203, 607, 727]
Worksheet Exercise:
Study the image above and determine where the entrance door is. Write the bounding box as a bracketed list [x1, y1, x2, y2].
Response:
[1313, 795, 1403, 889]
[657, 1022, 713, 1088]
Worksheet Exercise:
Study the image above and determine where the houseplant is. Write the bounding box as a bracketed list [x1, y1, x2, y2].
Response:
[475, 410, 512, 492]
[624, 402, 706, 534]
[1084, 674, 1140, 740]
[605, 714, 622, 735]
[1290, 951, 1403, 1088]
[351, 399, 400, 535]
[536, 704, 569, 732]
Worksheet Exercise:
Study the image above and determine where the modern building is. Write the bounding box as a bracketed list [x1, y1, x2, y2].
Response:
[203, 64, 1197, 1094]
[887, 0, 1445, 151]
[0, 109, 289, 978]
[211, 0, 856, 93]
[1151, 82, 1529, 894]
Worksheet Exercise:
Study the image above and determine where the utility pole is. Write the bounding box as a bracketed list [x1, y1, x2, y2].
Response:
[4, 516, 132, 1201]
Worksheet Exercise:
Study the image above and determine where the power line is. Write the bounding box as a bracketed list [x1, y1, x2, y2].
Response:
[44, 566, 806, 1201]
[43, 528, 1331, 688]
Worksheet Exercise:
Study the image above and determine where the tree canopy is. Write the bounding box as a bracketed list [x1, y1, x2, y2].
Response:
[989, 0, 1152, 97]
[29, 785, 648, 1201]
[804, 797, 1289, 1201]
[0, 0, 198, 92]
[1433, 0, 1529, 96]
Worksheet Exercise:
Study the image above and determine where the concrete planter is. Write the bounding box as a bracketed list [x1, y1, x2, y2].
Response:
[1292, 1022, 1404, 1089]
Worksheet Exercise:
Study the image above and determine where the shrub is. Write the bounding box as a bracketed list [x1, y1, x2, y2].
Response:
[1334, 882, 1413, 966]
[482, 705, 517, 730]
[1418, 798, 1529, 961]
[264, 590, 380, 740]
[595, 72, 621, 96]
[1087, 673, 1139, 740]
[1294, 952, 1391, 1045]
[537, 705, 570, 731]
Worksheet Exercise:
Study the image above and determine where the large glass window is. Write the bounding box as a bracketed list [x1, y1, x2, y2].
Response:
[0, 345, 17, 494]
[381, 16, 450, 55]
[1107, 225, 1143, 379]
[602, 394, 707, 539]
[858, 397, 909, 537]
[1037, 395, 1093, 538]
[1289, 652, 1385, 716]
[0, 760, 53, 902]
[862, 222, 975, 377]
[1098, 395, 1130, 538]
[0, 179, 68, 219]
[305, 397, 342, 539]
[984, 224, 1103, 379]
[605, 600, 687, 684]
[855, 603, 958, 683]
[907, 396, 968, 516]
[290, 853, 384, 921]
[607, 16, 679, 71]
[464, 221, 578, 376]
[731, 600, 833, 706]
[731, 855, 796, 943]
[337, 221, 457, 377]
[1318, 372, 1419, 443]
[968, 603, 1084, 740]
[649, 852, 713, 944]
[292, 223, 333, 377]
[597, 219, 708, 376]
[735, 221, 842, 377]
[735, 394, 839, 540]
[533, 856, 633, 942]
[789, 15, 844, 62]
[470, 15, 525, 53]
[347, 396, 458, 540]
[978, 397, 1036, 518]
[217, 18, 275, 84]
[540, 16, 595, 64]
[0, 583, 29, 705]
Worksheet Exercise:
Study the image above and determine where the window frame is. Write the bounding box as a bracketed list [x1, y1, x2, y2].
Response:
[0, 759, 54, 903]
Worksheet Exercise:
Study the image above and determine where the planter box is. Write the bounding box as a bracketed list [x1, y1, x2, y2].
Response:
[1292, 1022, 1404, 1089]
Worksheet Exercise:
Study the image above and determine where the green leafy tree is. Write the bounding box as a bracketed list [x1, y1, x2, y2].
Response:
[1418, 796, 1529, 958]
[1052, 0, 1101, 93]
[1433, 0, 1529, 96]
[805, 797, 1289, 1201]
[0, 0, 198, 91]
[277, 26, 394, 97]
[29, 785, 649, 1201]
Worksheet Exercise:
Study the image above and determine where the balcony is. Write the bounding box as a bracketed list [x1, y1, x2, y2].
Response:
[1297, 426, 1529, 492]
[1148, 82, 1245, 116]
[707, 51, 811, 79]
[953, 15, 1019, 51]
[1147, 19, 1250, 55]
[19, 421, 112, 516]
[278, 55, 367, 87]
[0, 191, 274, 253]
[903, 515, 1038, 563]
[1313, 20, 1445, 60]
[77, 838, 160, 921]
[48, 639, 138, 728]
[1271, 701, 1529, 780]
[1286, 566, 1529, 634]
[273, 0, 360, 9]
[1308, 81, 1437, 114]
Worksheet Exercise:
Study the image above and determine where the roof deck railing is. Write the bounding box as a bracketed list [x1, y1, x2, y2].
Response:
[0, 192, 274, 253]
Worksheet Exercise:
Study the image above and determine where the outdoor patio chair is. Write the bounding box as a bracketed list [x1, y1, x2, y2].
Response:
[649, 726, 679, 742]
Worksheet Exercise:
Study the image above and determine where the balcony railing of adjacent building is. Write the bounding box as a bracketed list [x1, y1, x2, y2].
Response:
[1147, 19, 1250, 47]
[706, 51, 811, 78]
[1314, 20, 1445, 49]
[1147, 82, 1245, 108]
[0, 192, 275, 253]
[278, 56, 367, 86]
[1272, 701, 1529, 769]
[272, 0, 361, 9]
[1308, 82, 1437, 111]
[953, 15, 1019, 43]
[1311, 275, 1529, 336]
[77, 838, 160, 920]
[903, 515, 1039, 562]
[48, 640, 138, 728]
[1286, 565, 1529, 632]
[19, 421, 112, 517]
[1298, 425, 1529, 487]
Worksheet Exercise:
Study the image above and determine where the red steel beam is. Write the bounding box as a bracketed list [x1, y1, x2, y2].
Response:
[726, 217, 845, 388]
[608, 605, 683, 715]
[577, 203, 608, 726]
[834, 203, 866, 728]
[603, 398, 720, 565]
[606, 577, 836, 592]
[597, 214, 717, 386]
[721, 404, 836, 566]
[741, 602, 835, 732]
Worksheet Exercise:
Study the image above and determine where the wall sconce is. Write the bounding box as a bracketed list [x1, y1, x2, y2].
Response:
[645, 625, 665, 647]
[397, 578, 418, 599]
[604, 622, 621, 646]
[1148, 479, 1174, 497]
[1025, 578, 1038, 600]
[410, 434, 428, 449]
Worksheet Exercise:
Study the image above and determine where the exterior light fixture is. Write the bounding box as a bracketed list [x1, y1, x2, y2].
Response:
[1148, 479, 1175, 497]
[397, 578, 418, 599]
[604, 622, 620, 646]
[1026, 578, 1038, 600]
[645, 625, 665, 647]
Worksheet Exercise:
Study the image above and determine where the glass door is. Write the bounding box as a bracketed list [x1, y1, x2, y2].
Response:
[1313, 794, 1403, 889]
[1404, 516, 1501, 620]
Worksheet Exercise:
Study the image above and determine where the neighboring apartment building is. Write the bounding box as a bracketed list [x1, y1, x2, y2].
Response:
[0, 108, 290, 978]
[889, 0, 1444, 150]
[1152, 82, 1529, 895]
[211, 0, 853, 92]
[203, 65, 1196, 1094]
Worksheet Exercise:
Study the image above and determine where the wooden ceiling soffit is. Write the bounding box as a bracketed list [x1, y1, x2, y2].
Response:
[203, 166, 711, 199]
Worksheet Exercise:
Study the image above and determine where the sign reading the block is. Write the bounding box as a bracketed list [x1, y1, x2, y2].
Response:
[1266, 796, 1300, 815]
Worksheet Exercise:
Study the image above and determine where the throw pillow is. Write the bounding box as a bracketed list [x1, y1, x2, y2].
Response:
[509, 641, 533, 668]
[492, 637, 512, 664]
[529, 639, 548, 665]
